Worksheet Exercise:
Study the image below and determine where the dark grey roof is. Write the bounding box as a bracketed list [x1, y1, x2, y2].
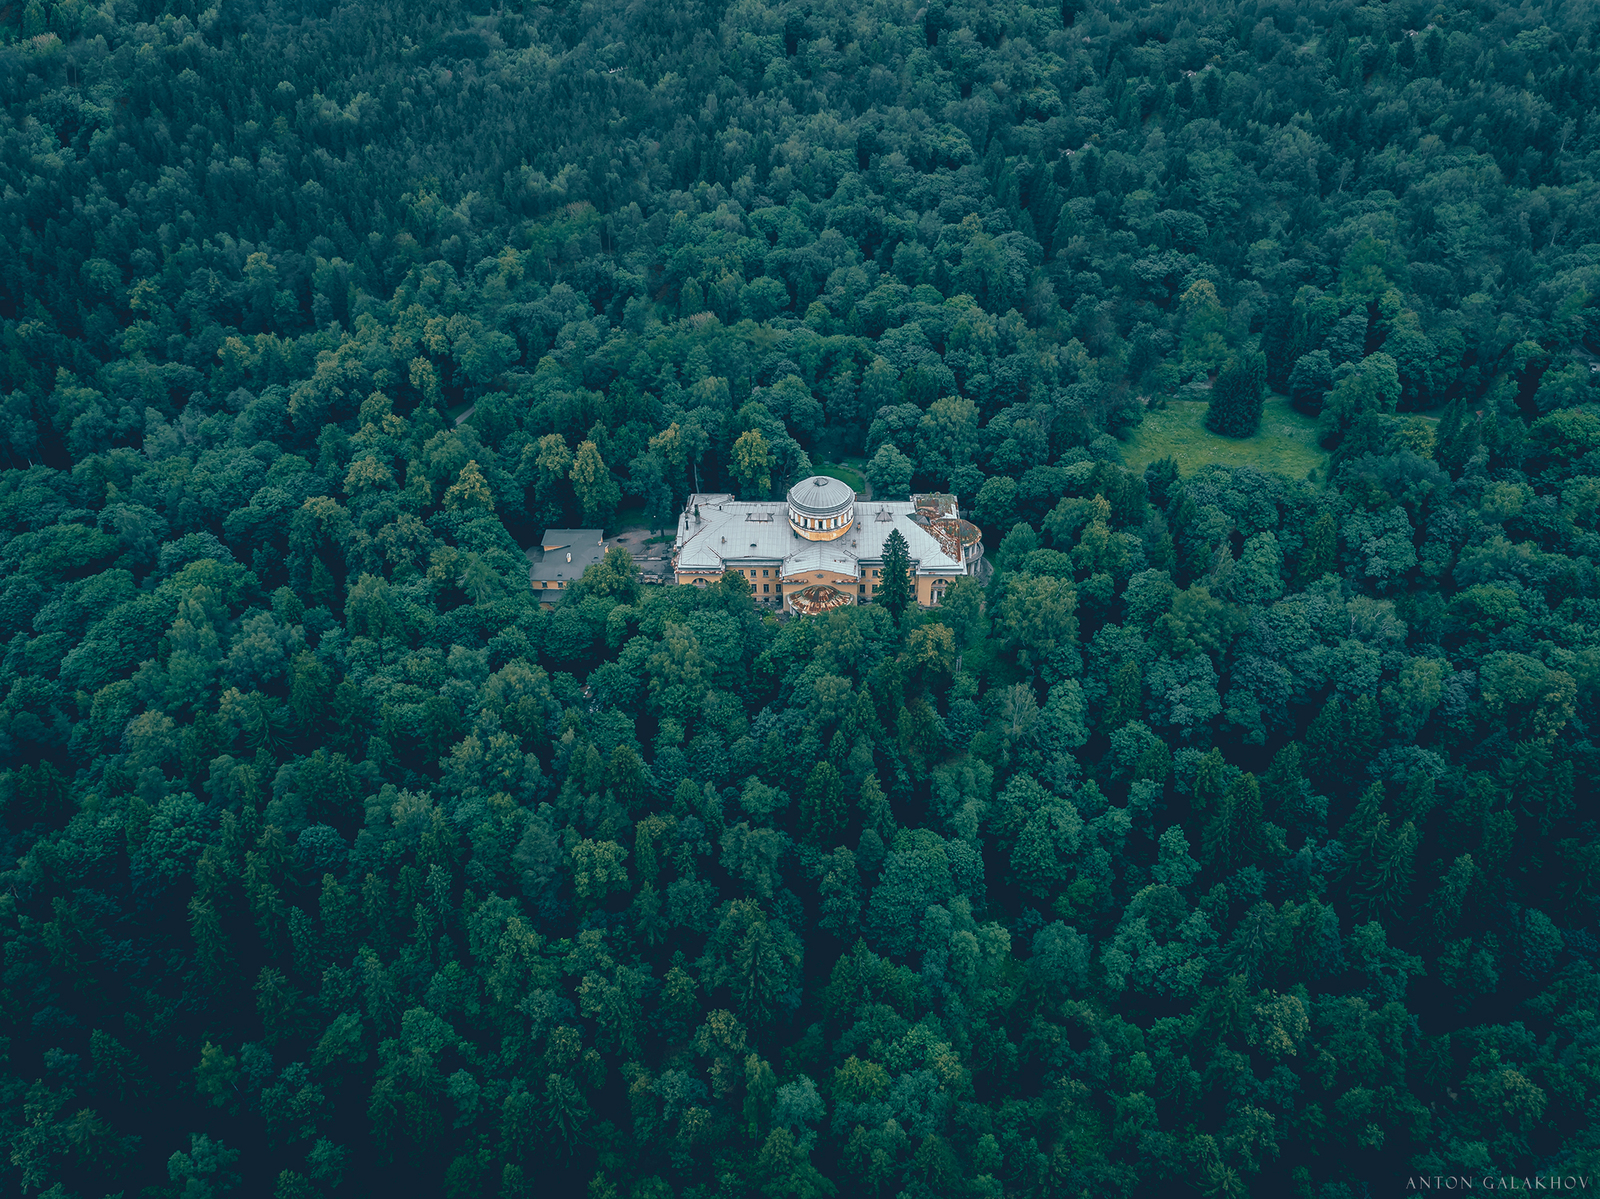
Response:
[530, 528, 606, 582]
[540, 528, 604, 551]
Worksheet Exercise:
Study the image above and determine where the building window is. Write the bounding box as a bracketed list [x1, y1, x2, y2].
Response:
[762, 569, 769, 577]
[763, 584, 769, 592]
[859, 584, 865, 593]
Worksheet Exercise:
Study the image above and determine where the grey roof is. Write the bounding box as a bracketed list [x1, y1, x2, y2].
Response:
[529, 528, 606, 582]
[675, 499, 792, 570]
[854, 505, 966, 574]
[674, 494, 966, 577]
[786, 475, 856, 516]
[539, 528, 605, 551]
[786, 541, 858, 576]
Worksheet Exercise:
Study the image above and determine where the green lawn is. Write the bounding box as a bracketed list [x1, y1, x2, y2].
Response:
[1122, 393, 1328, 480]
[812, 461, 868, 494]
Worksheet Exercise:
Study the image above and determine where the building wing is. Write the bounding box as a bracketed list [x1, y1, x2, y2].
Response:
[854, 503, 965, 573]
[529, 527, 607, 591]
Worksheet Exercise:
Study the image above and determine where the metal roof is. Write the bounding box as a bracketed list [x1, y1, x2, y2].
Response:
[853, 504, 965, 574]
[529, 530, 607, 582]
[676, 498, 794, 569]
[674, 494, 967, 578]
[785, 541, 858, 575]
[539, 528, 605, 551]
[786, 475, 855, 516]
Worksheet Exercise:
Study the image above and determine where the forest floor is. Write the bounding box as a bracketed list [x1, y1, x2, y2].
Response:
[1121, 393, 1328, 479]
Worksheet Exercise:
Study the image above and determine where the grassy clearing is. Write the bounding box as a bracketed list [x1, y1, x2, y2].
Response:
[1121, 393, 1328, 481]
[812, 461, 868, 493]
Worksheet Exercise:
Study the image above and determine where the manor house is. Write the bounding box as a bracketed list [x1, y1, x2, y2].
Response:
[672, 476, 984, 615]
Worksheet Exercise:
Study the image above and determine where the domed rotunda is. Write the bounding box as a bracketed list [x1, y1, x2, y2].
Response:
[787, 475, 855, 540]
[671, 480, 982, 613]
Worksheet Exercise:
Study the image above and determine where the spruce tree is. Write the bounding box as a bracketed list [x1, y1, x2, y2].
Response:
[1168, 489, 1215, 585]
[1204, 773, 1264, 872]
[879, 528, 913, 619]
[1430, 854, 1480, 938]
[1260, 743, 1306, 824]
[1202, 779, 1236, 869]
[1335, 781, 1389, 878]
[1192, 748, 1228, 817]
[1296, 512, 1338, 586]
[1231, 773, 1266, 866]
[1303, 695, 1346, 785]
[1204, 351, 1267, 437]
[802, 761, 848, 846]
[856, 773, 893, 842]
[1143, 454, 1181, 510]
[1360, 819, 1417, 917]
[1102, 659, 1142, 732]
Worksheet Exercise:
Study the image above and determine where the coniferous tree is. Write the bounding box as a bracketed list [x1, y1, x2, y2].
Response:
[1204, 351, 1267, 437]
[801, 761, 847, 846]
[1296, 513, 1339, 585]
[1102, 659, 1142, 732]
[878, 529, 912, 620]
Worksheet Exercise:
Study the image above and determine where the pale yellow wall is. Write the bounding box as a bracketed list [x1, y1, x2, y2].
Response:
[848, 570, 941, 604]
[669, 567, 954, 606]
[677, 570, 785, 599]
[783, 569, 858, 590]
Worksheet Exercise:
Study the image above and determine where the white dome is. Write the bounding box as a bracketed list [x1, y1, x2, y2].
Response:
[786, 475, 854, 516]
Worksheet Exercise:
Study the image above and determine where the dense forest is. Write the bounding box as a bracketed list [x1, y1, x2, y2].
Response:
[3, 0, 1600, 1193]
